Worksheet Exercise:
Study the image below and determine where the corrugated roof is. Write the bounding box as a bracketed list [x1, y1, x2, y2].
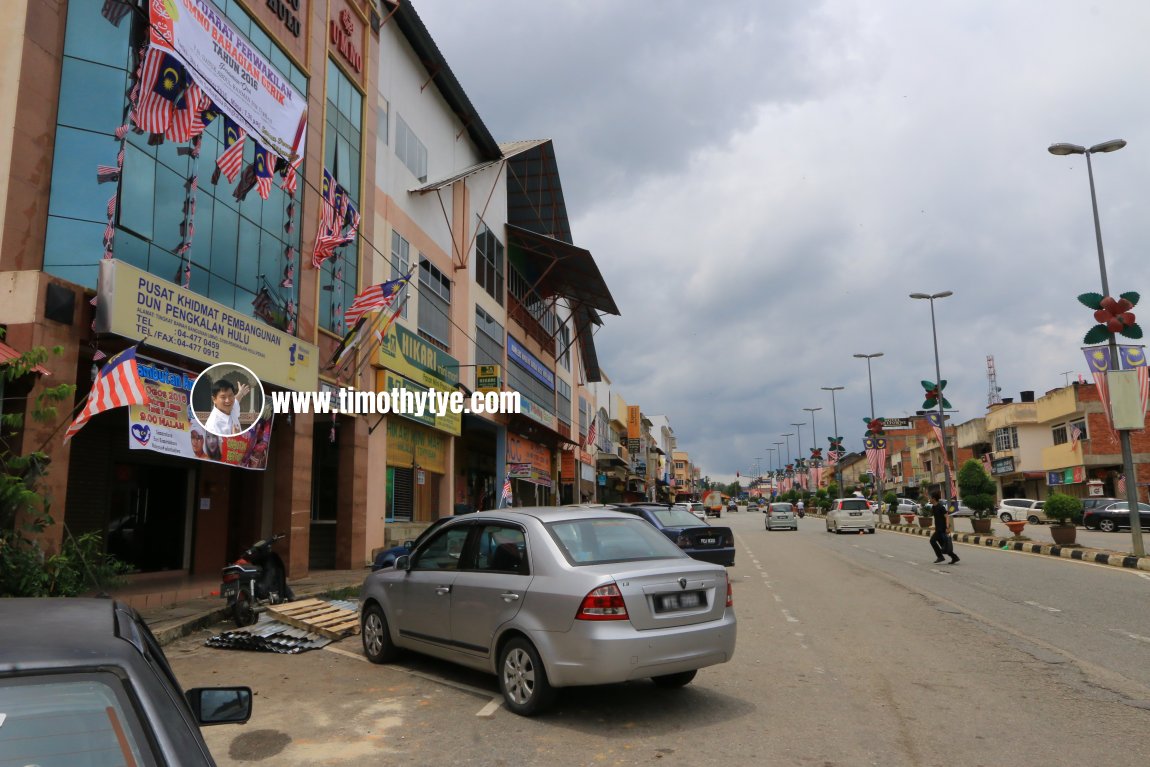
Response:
[0, 341, 51, 375]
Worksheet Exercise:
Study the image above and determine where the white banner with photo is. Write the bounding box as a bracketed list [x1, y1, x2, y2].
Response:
[128, 360, 273, 470]
[149, 0, 307, 159]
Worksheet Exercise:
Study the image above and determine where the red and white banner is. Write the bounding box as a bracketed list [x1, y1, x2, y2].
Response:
[149, 0, 307, 161]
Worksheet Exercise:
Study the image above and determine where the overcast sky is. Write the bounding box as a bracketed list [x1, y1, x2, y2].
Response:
[414, 0, 1150, 485]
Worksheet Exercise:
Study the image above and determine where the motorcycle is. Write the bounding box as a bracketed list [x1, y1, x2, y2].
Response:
[221, 533, 294, 627]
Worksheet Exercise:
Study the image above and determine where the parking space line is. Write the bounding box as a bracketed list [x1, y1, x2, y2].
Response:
[794, 632, 808, 650]
[323, 645, 497, 700]
[476, 698, 503, 718]
[1024, 600, 1062, 613]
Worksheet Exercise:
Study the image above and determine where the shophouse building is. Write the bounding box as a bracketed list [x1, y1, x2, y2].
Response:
[982, 392, 1049, 500]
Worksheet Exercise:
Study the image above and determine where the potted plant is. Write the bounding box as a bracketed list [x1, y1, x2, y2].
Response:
[884, 491, 900, 525]
[1043, 492, 1082, 546]
[957, 459, 997, 534]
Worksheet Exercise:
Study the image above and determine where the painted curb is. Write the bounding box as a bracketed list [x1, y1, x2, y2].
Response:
[876, 523, 1150, 573]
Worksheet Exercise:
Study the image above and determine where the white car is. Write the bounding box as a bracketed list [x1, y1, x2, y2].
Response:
[674, 502, 708, 521]
[896, 497, 920, 513]
[826, 497, 876, 534]
[996, 498, 1048, 524]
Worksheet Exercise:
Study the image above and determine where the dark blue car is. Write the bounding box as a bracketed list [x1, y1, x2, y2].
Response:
[371, 517, 453, 571]
[610, 503, 736, 567]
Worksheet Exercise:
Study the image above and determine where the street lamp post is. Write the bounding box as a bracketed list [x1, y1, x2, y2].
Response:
[1050, 138, 1144, 556]
[910, 291, 955, 513]
[803, 407, 822, 490]
[780, 433, 793, 464]
[822, 386, 845, 493]
[791, 422, 806, 492]
[854, 353, 884, 503]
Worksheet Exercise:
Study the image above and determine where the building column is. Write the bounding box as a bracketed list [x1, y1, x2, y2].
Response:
[274, 410, 313, 580]
[335, 413, 368, 569]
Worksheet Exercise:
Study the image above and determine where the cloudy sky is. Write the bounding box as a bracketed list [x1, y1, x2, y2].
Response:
[414, 0, 1150, 484]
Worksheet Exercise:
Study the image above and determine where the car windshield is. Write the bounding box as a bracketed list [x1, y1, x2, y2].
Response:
[771, 505, 792, 513]
[0, 673, 154, 767]
[650, 508, 705, 527]
[547, 517, 687, 565]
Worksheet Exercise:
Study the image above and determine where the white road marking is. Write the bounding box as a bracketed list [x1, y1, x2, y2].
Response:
[781, 609, 799, 623]
[1024, 600, 1062, 613]
[813, 666, 825, 674]
[1110, 629, 1150, 645]
[929, 568, 951, 575]
[1138, 573, 1150, 581]
[906, 561, 919, 565]
[794, 632, 808, 649]
[755, 563, 763, 569]
[475, 698, 503, 718]
[865, 549, 877, 553]
[883, 554, 895, 559]
[773, 594, 783, 602]
[752, 559, 760, 565]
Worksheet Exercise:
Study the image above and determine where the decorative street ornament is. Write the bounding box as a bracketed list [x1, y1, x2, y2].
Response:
[921, 379, 953, 410]
[785, 463, 794, 476]
[1079, 291, 1142, 343]
[794, 458, 807, 472]
[863, 417, 886, 437]
[809, 447, 823, 462]
[828, 436, 843, 453]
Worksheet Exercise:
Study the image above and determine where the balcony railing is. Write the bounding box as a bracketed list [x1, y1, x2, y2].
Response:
[508, 266, 556, 357]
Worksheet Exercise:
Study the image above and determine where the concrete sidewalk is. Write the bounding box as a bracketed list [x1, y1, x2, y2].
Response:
[128, 569, 368, 646]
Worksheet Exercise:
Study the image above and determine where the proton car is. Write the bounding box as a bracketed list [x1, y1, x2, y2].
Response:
[359, 506, 737, 716]
[765, 502, 799, 531]
[611, 503, 736, 566]
[826, 497, 877, 533]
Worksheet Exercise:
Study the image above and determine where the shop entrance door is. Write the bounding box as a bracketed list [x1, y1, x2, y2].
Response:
[106, 464, 188, 572]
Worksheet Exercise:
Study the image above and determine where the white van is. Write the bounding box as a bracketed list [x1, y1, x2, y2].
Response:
[826, 497, 877, 534]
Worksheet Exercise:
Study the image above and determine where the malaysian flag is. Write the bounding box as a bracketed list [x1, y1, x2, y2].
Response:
[312, 169, 340, 267]
[165, 82, 202, 143]
[214, 117, 246, 184]
[1070, 423, 1083, 450]
[864, 437, 887, 483]
[1118, 345, 1150, 421]
[498, 474, 513, 508]
[96, 165, 120, 184]
[63, 345, 148, 443]
[1118, 473, 1127, 495]
[101, 0, 134, 26]
[134, 49, 187, 134]
[254, 143, 276, 200]
[344, 270, 413, 327]
[1083, 346, 1114, 430]
[584, 418, 597, 451]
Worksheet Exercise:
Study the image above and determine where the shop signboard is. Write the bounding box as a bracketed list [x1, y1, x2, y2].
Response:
[378, 321, 459, 390]
[627, 405, 641, 440]
[507, 336, 554, 389]
[476, 364, 501, 393]
[991, 456, 1015, 475]
[508, 433, 551, 473]
[128, 359, 272, 470]
[96, 260, 317, 391]
[376, 370, 461, 436]
[386, 419, 447, 474]
[882, 417, 912, 429]
[519, 395, 557, 430]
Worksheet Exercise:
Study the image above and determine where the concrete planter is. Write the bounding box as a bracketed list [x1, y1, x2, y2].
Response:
[917, 517, 934, 529]
[970, 518, 993, 534]
[1049, 523, 1077, 546]
[1005, 520, 1027, 537]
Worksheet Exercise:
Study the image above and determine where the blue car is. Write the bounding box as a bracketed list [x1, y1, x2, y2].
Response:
[610, 503, 736, 567]
[371, 517, 453, 571]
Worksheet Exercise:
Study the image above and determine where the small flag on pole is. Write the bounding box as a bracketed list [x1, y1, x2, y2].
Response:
[64, 345, 148, 443]
[584, 418, 597, 451]
[344, 270, 413, 328]
[498, 474, 513, 508]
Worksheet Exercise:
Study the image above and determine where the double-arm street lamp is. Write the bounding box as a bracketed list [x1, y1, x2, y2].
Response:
[1049, 138, 1143, 557]
[854, 353, 884, 501]
[910, 291, 955, 510]
[791, 422, 806, 493]
[780, 433, 793, 464]
[822, 386, 844, 492]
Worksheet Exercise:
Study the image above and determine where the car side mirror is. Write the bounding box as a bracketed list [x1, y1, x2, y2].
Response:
[186, 687, 253, 726]
[395, 554, 411, 571]
[403, 540, 415, 548]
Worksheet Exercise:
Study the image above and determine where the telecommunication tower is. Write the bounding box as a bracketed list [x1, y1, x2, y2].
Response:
[986, 355, 1003, 407]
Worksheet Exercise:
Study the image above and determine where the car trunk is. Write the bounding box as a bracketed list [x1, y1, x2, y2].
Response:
[584, 563, 727, 631]
[672, 525, 731, 549]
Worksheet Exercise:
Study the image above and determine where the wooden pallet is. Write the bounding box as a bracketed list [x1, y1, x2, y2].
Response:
[266, 598, 360, 640]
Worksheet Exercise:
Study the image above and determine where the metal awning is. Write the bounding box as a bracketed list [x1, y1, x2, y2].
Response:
[0, 341, 51, 375]
[506, 224, 619, 316]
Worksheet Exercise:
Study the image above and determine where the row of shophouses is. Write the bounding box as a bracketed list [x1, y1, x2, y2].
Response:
[0, 0, 702, 580]
[750, 383, 1148, 504]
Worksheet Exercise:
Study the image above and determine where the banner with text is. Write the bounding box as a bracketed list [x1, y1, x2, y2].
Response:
[150, 0, 307, 159]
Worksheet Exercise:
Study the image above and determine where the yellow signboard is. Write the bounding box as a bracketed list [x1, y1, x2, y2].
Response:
[95, 260, 317, 391]
[477, 364, 501, 393]
[386, 418, 447, 474]
[376, 369, 462, 436]
[627, 405, 642, 440]
[376, 320, 458, 390]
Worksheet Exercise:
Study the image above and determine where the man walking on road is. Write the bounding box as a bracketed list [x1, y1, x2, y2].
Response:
[929, 489, 959, 564]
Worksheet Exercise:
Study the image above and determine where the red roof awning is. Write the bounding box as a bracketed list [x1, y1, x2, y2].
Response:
[0, 342, 51, 376]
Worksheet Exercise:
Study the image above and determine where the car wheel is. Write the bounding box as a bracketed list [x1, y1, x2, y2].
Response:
[1027, 515, 1041, 525]
[233, 590, 257, 628]
[361, 603, 399, 663]
[1099, 518, 1119, 533]
[499, 637, 556, 717]
[652, 669, 697, 689]
[867, 528, 876, 534]
[1000, 512, 1013, 522]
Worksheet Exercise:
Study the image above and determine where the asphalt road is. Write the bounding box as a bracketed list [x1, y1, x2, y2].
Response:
[168, 512, 1150, 766]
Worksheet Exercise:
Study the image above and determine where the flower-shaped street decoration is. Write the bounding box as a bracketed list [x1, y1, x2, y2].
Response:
[1079, 292, 1142, 343]
[785, 463, 795, 476]
[828, 436, 844, 453]
[810, 448, 823, 462]
[863, 417, 885, 437]
[794, 458, 807, 472]
[921, 380, 953, 410]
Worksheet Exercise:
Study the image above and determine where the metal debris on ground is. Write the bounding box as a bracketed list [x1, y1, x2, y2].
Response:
[205, 615, 333, 654]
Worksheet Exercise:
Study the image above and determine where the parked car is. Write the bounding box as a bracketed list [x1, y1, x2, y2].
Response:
[372, 516, 453, 571]
[1082, 501, 1150, 532]
[895, 497, 920, 513]
[612, 504, 735, 566]
[1079, 497, 1122, 525]
[996, 498, 1048, 524]
[358, 507, 737, 716]
[673, 501, 708, 521]
[826, 497, 877, 533]
[0, 599, 252, 766]
[765, 502, 799, 531]
[946, 499, 976, 517]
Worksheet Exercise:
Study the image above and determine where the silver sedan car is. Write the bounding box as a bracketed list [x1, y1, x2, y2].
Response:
[359, 507, 737, 716]
[765, 502, 799, 530]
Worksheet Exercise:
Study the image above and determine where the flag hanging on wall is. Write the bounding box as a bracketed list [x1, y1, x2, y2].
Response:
[64, 345, 149, 443]
[498, 475, 513, 508]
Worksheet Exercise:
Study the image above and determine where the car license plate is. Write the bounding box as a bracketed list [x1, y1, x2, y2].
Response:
[658, 592, 705, 612]
[699, 537, 717, 545]
[222, 583, 237, 599]
[849, 511, 862, 516]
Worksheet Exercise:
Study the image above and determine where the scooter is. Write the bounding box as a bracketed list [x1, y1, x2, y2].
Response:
[221, 533, 294, 627]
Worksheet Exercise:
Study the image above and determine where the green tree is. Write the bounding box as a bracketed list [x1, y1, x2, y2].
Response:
[725, 480, 742, 497]
[956, 459, 996, 520]
[0, 335, 128, 597]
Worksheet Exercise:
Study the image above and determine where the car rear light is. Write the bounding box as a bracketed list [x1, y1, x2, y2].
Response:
[725, 574, 733, 607]
[675, 534, 690, 548]
[576, 582, 629, 621]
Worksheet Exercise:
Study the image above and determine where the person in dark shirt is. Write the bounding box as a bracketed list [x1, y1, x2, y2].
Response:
[929, 489, 959, 564]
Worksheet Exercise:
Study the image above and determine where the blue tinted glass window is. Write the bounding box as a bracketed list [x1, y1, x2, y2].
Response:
[236, 219, 261, 292]
[210, 204, 238, 281]
[190, 194, 214, 270]
[58, 59, 127, 132]
[44, 217, 105, 273]
[119, 143, 155, 240]
[209, 273, 235, 306]
[48, 127, 113, 222]
[152, 163, 186, 254]
[63, 1, 130, 68]
[114, 229, 150, 272]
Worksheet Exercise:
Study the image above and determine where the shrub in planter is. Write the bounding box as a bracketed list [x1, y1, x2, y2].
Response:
[1043, 493, 1082, 545]
[957, 459, 996, 520]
